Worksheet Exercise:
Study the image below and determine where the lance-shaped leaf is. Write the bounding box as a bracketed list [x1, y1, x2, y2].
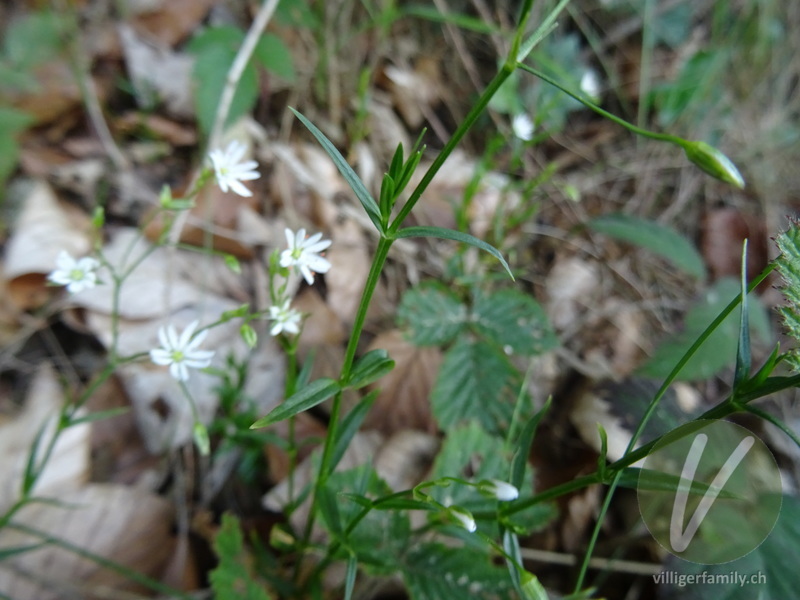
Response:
[395, 226, 513, 279]
[346, 349, 395, 390]
[251, 378, 340, 427]
[290, 108, 383, 232]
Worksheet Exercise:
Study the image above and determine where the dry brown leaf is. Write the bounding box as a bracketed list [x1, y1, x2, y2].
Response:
[119, 23, 195, 118]
[130, 0, 217, 46]
[561, 484, 601, 553]
[295, 287, 347, 382]
[544, 256, 600, 331]
[0, 484, 174, 600]
[382, 58, 443, 129]
[701, 207, 769, 284]
[3, 180, 93, 309]
[2, 60, 82, 126]
[262, 431, 384, 538]
[0, 364, 90, 513]
[362, 330, 440, 435]
[115, 111, 198, 146]
[374, 430, 439, 491]
[325, 219, 371, 325]
[264, 412, 328, 484]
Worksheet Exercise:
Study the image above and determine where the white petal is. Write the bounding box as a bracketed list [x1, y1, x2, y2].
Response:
[294, 228, 306, 248]
[170, 362, 188, 381]
[228, 179, 253, 197]
[178, 321, 198, 349]
[185, 327, 209, 352]
[270, 322, 283, 336]
[299, 264, 315, 285]
[284, 228, 295, 249]
[150, 349, 173, 365]
[166, 325, 181, 350]
[279, 249, 294, 268]
[56, 251, 75, 270]
[304, 255, 331, 274]
[304, 239, 331, 254]
[303, 231, 323, 247]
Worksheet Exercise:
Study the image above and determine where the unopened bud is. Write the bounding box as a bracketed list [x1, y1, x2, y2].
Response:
[449, 506, 477, 532]
[683, 141, 745, 189]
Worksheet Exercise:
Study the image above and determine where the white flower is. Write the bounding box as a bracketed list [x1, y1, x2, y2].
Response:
[48, 250, 100, 293]
[449, 507, 477, 533]
[269, 299, 302, 336]
[485, 479, 519, 501]
[208, 140, 260, 197]
[580, 69, 601, 101]
[512, 113, 535, 141]
[150, 320, 215, 381]
[279, 228, 332, 285]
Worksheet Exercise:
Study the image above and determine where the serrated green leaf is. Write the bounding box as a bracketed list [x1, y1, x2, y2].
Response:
[471, 289, 558, 356]
[251, 378, 340, 427]
[209, 513, 272, 600]
[401, 542, 515, 600]
[320, 465, 410, 574]
[588, 213, 706, 279]
[290, 108, 383, 232]
[397, 282, 468, 346]
[396, 226, 513, 279]
[638, 278, 771, 381]
[346, 349, 395, 389]
[254, 33, 295, 81]
[432, 338, 517, 433]
[430, 423, 554, 535]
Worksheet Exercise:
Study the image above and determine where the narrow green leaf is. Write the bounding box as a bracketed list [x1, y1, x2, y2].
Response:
[627, 467, 740, 499]
[588, 213, 706, 279]
[224, 254, 242, 274]
[0, 543, 45, 560]
[251, 378, 340, 427]
[346, 350, 395, 390]
[502, 528, 523, 592]
[344, 554, 358, 600]
[290, 108, 383, 232]
[396, 226, 513, 279]
[510, 397, 551, 489]
[734, 240, 751, 388]
[388, 143, 404, 179]
[373, 497, 437, 511]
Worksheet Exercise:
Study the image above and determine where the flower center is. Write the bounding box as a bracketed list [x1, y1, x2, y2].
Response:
[170, 350, 185, 363]
[70, 268, 85, 281]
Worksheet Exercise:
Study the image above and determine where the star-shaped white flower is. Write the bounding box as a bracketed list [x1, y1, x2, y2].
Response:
[150, 320, 215, 381]
[208, 140, 260, 197]
[48, 250, 100, 293]
[279, 228, 332, 285]
[269, 299, 302, 336]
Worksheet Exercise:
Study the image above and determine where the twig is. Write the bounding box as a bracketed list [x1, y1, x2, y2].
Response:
[207, 0, 282, 152]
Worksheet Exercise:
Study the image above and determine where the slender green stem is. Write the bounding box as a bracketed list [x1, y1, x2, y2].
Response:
[517, 63, 684, 147]
[297, 236, 393, 587]
[745, 404, 800, 450]
[389, 63, 516, 231]
[572, 263, 775, 592]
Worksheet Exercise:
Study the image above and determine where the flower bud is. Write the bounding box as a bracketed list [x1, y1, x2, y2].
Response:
[484, 479, 520, 501]
[683, 141, 745, 189]
[449, 506, 477, 532]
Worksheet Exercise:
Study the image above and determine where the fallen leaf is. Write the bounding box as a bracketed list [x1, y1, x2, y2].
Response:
[0, 363, 90, 513]
[0, 484, 174, 600]
[130, 0, 217, 46]
[362, 330, 441, 435]
[3, 180, 93, 309]
[325, 218, 371, 325]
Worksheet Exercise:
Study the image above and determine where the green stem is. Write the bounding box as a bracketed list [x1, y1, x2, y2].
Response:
[517, 63, 684, 147]
[389, 63, 516, 231]
[744, 404, 800, 450]
[297, 236, 393, 586]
